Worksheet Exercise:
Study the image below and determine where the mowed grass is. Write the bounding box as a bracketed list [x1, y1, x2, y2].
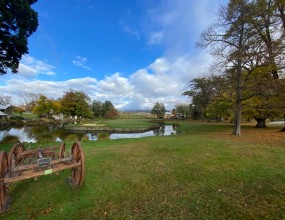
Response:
[1, 121, 285, 219]
[83, 118, 155, 128]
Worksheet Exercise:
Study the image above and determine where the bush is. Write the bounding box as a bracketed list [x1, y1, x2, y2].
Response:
[97, 132, 110, 141]
[81, 135, 89, 142]
[10, 116, 24, 120]
[0, 135, 20, 144]
[64, 134, 79, 141]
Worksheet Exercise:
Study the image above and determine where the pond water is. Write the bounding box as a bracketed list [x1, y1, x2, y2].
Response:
[0, 125, 176, 143]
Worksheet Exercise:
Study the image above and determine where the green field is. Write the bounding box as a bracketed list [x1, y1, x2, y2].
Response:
[82, 118, 156, 128]
[1, 121, 285, 219]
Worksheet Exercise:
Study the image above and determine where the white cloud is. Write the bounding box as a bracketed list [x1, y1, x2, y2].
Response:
[148, 58, 170, 74]
[72, 56, 92, 71]
[0, 53, 211, 110]
[18, 64, 37, 77]
[97, 73, 134, 95]
[17, 55, 55, 77]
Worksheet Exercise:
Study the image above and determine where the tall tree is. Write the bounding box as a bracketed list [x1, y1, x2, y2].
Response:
[18, 92, 42, 111]
[247, 0, 285, 126]
[102, 100, 118, 118]
[198, 0, 258, 135]
[183, 77, 217, 119]
[33, 95, 58, 118]
[0, 0, 39, 74]
[60, 90, 77, 117]
[175, 104, 190, 119]
[91, 100, 103, 117]
[151, 102, 166, 119]
[75, 91, 93, 119]
[60, 90, 93, 119]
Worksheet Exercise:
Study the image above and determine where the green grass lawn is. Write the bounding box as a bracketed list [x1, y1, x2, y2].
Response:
[77, 118, 156, 128]
[1, 121, 285, 219]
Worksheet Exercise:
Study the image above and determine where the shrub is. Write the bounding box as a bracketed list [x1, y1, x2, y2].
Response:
[0, 135, 20, 144]
[10, 116, 24, 120]
[97, 132, 110, 141]
[81, 135, 89, 142]
[64, 134, 79, 141]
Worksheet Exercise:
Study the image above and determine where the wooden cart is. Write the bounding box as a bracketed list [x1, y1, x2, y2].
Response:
[0, 141, 85, 212]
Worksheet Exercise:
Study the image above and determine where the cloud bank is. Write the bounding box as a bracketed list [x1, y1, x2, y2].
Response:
[0, 52, 211, 110]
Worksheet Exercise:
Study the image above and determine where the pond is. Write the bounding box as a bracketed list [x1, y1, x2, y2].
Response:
[0, 125, 177, 143]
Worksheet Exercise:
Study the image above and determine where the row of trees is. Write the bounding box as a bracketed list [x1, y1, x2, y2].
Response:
[151, 102, 192, 119]
[184, 0, 285, 135]
[18, 90, 119, 119]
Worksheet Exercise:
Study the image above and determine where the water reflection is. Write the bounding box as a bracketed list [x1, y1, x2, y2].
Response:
[109, 125, 176, 139]
[0, 125, 176, 143]
[0, 127, 36, 143]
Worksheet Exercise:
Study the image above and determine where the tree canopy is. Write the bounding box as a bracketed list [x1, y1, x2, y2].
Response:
[60, 90, 93, 119]
[192, 0, 285, 135]
[151, 102, 166, 119]
[91, 100, 119, 118]
[33, 95, 60, 118]
[0, 0, 38, 74]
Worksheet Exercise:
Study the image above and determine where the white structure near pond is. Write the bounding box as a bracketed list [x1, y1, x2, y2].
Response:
[52, 113, 64, 120]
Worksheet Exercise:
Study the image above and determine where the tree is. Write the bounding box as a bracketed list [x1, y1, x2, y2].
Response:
[60, 90, 77, 117]
[18, 92, 42, 112]
[0, 0, 39, 74]
[183, 77, 217, 119]
[13, 106, 25, 115]
[0, 94, 11, 105]
[91, 100, 103, 117]
[33, 95, 57, 118]
[151, 102, 166, 119]
[175, 104, 190, 119]
[75, 92, 93, 119]
[246, 0, 285, 127]
[198, 0, 265, 135]
[102, 100, 118, 118]
[60, 90, 93, 119]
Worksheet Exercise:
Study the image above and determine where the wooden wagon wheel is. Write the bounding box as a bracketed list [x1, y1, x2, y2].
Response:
[59, 142, 66, 159]
[8, 143, 25, 167]
[0, 151, 9, 212]
[70, 142, 85, 187]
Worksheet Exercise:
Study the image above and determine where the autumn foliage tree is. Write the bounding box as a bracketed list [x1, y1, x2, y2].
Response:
[33, 95, 61, 118]
[60, 90, 93, 119]
[195, 0, 285, 134]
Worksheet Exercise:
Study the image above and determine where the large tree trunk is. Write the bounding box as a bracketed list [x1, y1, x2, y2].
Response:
[254, 117, 267, 128]
[232, 101, 242, 135]
[232, 49, 243, 136]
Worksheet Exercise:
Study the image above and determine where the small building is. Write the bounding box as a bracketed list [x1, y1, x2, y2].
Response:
[164, 112, 173, 119]
[52, 113, 64, 120]
[0, 105, 13, 115]
[0, 111, 8, 119]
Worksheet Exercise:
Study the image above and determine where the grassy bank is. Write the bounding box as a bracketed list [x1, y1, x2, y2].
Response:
[1, 121, 285, 219]
[66, 118, 158, 129]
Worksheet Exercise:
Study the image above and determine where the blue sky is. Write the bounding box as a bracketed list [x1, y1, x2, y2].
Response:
[0, 0, 225, 110]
